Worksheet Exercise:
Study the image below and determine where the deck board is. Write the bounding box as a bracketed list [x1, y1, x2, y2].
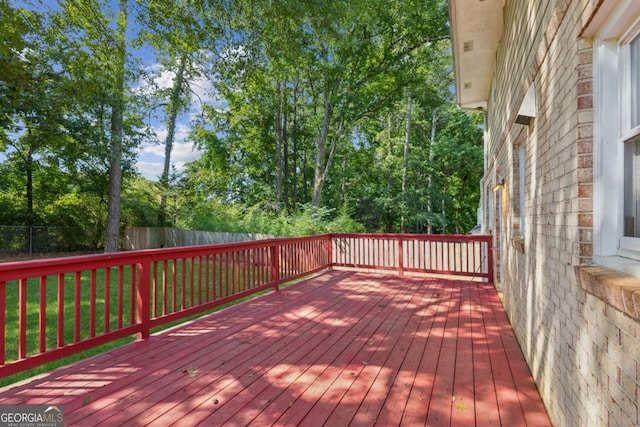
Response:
[0, 271, 551, 426]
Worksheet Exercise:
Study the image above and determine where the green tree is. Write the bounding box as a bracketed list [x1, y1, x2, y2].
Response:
[54, 0, 149, 251]
[137, 0, 220, 225]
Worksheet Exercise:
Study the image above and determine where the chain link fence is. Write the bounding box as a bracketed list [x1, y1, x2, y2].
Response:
[0, 226, 102, 255]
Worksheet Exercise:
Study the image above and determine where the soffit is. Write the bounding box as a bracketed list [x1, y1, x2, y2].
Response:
[449, 0, 504, 110]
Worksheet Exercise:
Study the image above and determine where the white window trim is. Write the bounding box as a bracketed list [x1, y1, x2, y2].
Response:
[593, 6, 640, 276]
[518, 144, 526, 237]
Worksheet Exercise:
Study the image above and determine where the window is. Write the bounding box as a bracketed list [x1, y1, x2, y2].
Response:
[512, 84, 533, 240]
[511, 129, 526, 239]
[518, 144, 526, 236]
[620, 31, 640, 250]
[631, 35, 640, 128]
[625, 135, 640, 237]
[592, 5, 640, 269]
[624, 35, 640, 238]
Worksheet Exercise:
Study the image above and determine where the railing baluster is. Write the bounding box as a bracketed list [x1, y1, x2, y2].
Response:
[153, 262, 159, 318]
[270, 245, 279, 290]
[162, 261, 168, 315]
[189, 257, 195, 307]
[171, 259, 177, 312]
[242, 250, 247, 291]
[198, 256, 203, 305]
[398, 238, 404, 276]
[104, 268, 110, 334]
[205, 255, 210, 302]
[181, 258, 187, 309]
[217, 254, 222, 298]
[130, 264, 136, 326]
[74, 272, 81, 343]
[118, 266, 124, 329]
[57, 274, 64, 347]
[90, 269, 96, 338]
[19, 279, 27, 359]
[39, 276, 46, 353]
[224, 253, 229, 297]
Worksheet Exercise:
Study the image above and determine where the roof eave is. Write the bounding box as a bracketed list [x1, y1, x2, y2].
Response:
[449, 0, 504, 110]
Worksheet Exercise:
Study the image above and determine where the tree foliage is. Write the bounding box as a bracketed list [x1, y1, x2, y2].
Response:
[0, 0, 484, 249]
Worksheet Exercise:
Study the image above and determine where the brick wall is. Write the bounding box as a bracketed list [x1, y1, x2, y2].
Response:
[484, 0, 640, 426]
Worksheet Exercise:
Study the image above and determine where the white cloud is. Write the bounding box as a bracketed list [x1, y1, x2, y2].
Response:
[150, 122, 191, 147]
[137, 122, 202, 181]
[136, 160, 164, 180]
[155, 69, 176, 90]
[136, 150, 197, 181]
[171, 140, 202, 163]
[189, 74, 215, 105]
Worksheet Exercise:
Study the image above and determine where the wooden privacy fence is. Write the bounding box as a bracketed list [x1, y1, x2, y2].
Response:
[123, 227, 276, 250]
[0, 233, 492, 378]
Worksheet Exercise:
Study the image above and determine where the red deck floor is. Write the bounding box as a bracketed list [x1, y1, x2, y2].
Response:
[0, 271, 551, 426]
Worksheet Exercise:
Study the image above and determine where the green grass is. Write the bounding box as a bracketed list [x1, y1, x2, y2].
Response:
[0, 257, 279, 387]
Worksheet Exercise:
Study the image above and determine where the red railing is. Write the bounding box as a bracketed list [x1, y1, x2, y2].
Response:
[332, 233, 493, 280]
[0, 233, 492, 378]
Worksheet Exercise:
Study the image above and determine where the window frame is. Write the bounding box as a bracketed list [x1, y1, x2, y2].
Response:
[593, 11, 640, 271]
[518, 144, 526, 237]
[619, 25, 640, 253]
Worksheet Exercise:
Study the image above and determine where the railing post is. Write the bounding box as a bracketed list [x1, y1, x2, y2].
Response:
[270, 245, 280, 290]
[0, 281, 5, 365]
[327, 235, 333, 270]
[398, 237, 404, 277]
[487, 236, 495, 284]
[136, 260, 151, 339]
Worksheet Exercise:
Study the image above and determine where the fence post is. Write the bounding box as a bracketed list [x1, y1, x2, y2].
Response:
[398, 237, 404, 277]
[270, 245, 280, 290]
[136, 260, 151, 339]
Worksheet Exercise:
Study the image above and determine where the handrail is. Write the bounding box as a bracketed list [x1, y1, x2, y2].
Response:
[0, 233, 492, 378]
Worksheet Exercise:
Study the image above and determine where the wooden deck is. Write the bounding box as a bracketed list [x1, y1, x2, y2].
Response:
[0, 271, 551, 426]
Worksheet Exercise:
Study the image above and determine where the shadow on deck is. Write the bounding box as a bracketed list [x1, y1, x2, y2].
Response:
[0, 271, 551, 426]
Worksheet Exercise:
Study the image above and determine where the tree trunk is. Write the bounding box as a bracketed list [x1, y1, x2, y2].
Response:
[104, 0, 127, 253]
[283, 103, 289, 212]
[401, 93, 411, 233]
[427, 109, 437, 234]
[341, 154, 347, 204]
[26, 150, 33, 222]
[386, 115, 393, 232]
[274, 81, 284, 210]
[311, 77, 333, 207]
[159, 52, 187, 225]
[291, 81, 299, 210]
[302, 148, 309, 204]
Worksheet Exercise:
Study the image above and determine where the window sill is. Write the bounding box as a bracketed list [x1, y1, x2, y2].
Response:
[511, 237, 525, 254]
[575, 265, 640, 321]
[593, 255, 640, 277]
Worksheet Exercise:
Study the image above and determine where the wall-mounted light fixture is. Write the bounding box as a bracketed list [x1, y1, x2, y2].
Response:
[492, 177, 505, 192]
